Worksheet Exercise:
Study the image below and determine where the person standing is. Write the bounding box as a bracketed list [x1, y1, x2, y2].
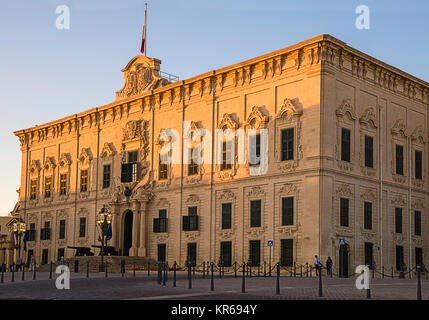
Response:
[326, 256, 333, 276]
[30, 255, 35, 272]
[16, 257, 22, 271]
[314, 255, 321, 276]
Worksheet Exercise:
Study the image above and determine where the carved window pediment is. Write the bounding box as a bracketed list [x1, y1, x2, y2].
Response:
[78, 148, 93, 167]
[101, 142, 116, 158]
[411, 125, 425, 144]
[246, 106, 269, 129]
[218, 113, 239, 130]
[336, 99, 356, 121]
[391, 119, 407, 138]
[359, 107, 378, 129]
[29, 160, 41, 177]
[276, 98, 303, 121]
[43, 157, 56, 172]
[59, 153, 72, 170]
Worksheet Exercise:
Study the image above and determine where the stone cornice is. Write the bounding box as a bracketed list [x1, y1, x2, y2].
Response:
[14, 34, 429, 146]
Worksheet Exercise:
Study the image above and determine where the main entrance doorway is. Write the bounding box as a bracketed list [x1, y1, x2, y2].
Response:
[123, 210, 133, 256]
[339, 243, 349, 278]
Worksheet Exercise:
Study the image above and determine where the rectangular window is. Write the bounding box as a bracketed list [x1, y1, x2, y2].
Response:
[40, 221, 51, 240]
[183, 207, 198, 231]
[187, 243, 197, 267]
[415, 150, 422, 180]
[396, 144, 404, 175]
[44, 176, 52, 198]
[249, 134, 261, 166]
[60, 174, 67, 195]
[364, 242, 374, 268]
[340, 198, 349, 227]
[59, 220, 66, 240]
[395, 207, 402, 234]
[341, 128, 351, 162]
[414, 210, 421, 236]
[281, 128, 294, 161]
[221, 140, 233, 171]
[103, 165, 111, 189]
[80, 169, 88, 192]
[250, 200, 261, 228]
[364, 201, 372, 230]
[249, 240, 261, 266]
[79, 217, 86, 238]
[57, 248, 65, 261]
[153, 209, 167, 233]
[128, 151, 138, 163]
[220, 241, 232, 267]
[30, 179, 37, 200]
[396, 245, 404, 271]
[28, 223, 36, 241]
[364, 135, 373, 168]
[188, 148, 199, 175]
[280, 239, 294, 267]
[416, 247, 423, 268]
[42, 249, 49, 265]
[157, 244, 166, 262]
[221, 203, 232, 230]
[281, 197, 294, 226]
[121, 151, 138, 183]
[159, 154, 168, 180]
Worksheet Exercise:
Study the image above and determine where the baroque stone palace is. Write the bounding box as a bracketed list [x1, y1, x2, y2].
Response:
[12, 35, 429, 275]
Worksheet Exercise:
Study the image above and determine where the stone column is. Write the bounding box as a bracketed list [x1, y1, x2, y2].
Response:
[0, 249, 5, 265]
[138, 201, 148, 257]
[111, 204, 120, 250]
[129, 201, 141, 256]
[7, 248, 14, 267]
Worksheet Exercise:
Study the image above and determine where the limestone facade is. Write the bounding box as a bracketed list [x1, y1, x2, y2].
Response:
[12, 35, 429, 274]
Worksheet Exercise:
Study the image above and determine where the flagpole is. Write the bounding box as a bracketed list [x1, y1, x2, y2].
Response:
[144, 3, 147, 57]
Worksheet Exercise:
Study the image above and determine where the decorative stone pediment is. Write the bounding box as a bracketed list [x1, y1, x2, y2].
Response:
[219, 230, 234, 240]
[216, 190, 236, 202]
[59, 153, 71, 168]
[116, 56, 170, 101]
[359, 107, 378, 128]
[391, 194, 406, 206]
[247, 106, 269, 129]
[122, 119, 147, 142]
[101, 142, 116, 158]
[279, 183, 297, 195]
[156, 128, 175, 146]
[411, 198, 425, 210]
[276, 98, 303, 120]
[186, 194, 200, 206]
[78, 148, 93, 166]
[218, 113, 239, 130]
[360, 188, 376, 201]
[29, 160, 41, 176]
[336, 183, 353, 198]
[411, 125, 425, 144]
[185, 231, 200, 241]
[43, 157, 56, 172]
[391, 119, 407, 137]
[336, 99, 356, 121]
[246, 186, 266, 198]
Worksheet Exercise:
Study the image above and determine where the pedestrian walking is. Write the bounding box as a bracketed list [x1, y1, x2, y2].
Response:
[16, 257, 22, 272]
[326, 256, 333, 276]
[30, 255, 36, 272]
[314, 255, 321, 276]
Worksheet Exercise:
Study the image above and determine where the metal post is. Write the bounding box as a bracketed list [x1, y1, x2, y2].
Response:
[22, 264, 25, 281]
[210, 262, 214, 291]
[258, 264, 260, 277]
[162, 262, 166, 286]
[391, 266, 394, 278]
[417, 265, 422, 300]
[203, 261, 206, 279]
[264, 261, 266, 277]
[372, 267, 375, 279]
[382, 266, 384, 279]
[218, 262, 221, 279]
[1, 266, 3, 283]
[157, 262, 161, 284]
[11, 263, 14, 282]
[148, 261, 150, 276]
[306, 263, 308, 277]
[294, 262, 296, 277]
[310, 265, 312, 277]
[133, 262, 136, 277]
[276, 263, 280, 295]
[318, 265, 323, 297]
[173, 261, 177, 287]
[409, 267, 412, 279]
[87, 261, 89, 278]
[121, 260, 124, 278]
[33, 263, 36, 280]
[269, 246, 272, 277]
[249, 263, 252, 278]
[49, 261, 52, 279]
[188, 262, 192, 289]
[241, 262, 245, 293]
[234, 262, 237, 278]
[300, 264, 303, 277]
[105, 261, 108, 277]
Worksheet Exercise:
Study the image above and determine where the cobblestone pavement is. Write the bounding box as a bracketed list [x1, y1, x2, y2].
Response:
[0, 271, 428, 300]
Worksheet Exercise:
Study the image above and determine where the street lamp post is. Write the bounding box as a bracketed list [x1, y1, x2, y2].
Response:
[96, 205, 112, 272]
[12, 221, 26, 263]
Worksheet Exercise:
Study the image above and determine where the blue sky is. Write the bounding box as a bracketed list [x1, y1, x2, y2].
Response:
[0, 0, 428, 215]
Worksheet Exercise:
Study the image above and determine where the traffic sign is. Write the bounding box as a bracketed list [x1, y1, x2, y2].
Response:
[339, 238, 345, 246]
[267, 240, 273, 247]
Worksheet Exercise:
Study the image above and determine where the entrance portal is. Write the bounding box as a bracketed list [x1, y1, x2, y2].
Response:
[339, 243, 349, 278]
[123, 210, 133, 256]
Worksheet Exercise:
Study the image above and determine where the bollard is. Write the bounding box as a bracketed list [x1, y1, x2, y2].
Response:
[264, 261, 266, 278]
[49, 261, 53, 279]
[391, 266, 394, 278]
[121, 260, 125, 278]
[276, 263, 280, 295]
[258, 264, 260, 277]
[249, 264, 252, 278]
[133, 262, 136, 278]
[234, 262, 237, 278]
[306, 263, 309, 277]
[162, 263, 166, 286]
[409, 268, 412, 280]
[294, 262, 296, 277]
[366, 288, 371, 299]
[157, 262, 162, 284]
[372, 267, 375, 279]
[382, 266, 384, 279]
[11, 263, 14, 282]
[203, 261, 206, 279]
[219, 262, 222, 279]
[318, 265, 323, 297]
[173, 261, 177, 287]
[300, 264, 303, 278]
[87, 261, 89, 278]
[105, 262, 108, 278]
[33, 264, 36, 280]
[148, 262, 150, 277]
[241, 262, 246, 293]
[22, 264, 25, 281]
[166, 262, 169, 282]
[1, 266, 3, 283]
[193, 266, 196, 277]
[188, 263, 192, 289]
[210, 262, 214, 291]
[310, 265, 312, 277]
[417, 266, 422, 300]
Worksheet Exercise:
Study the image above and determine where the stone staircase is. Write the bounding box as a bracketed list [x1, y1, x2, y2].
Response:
[36, 256, 157, 273]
